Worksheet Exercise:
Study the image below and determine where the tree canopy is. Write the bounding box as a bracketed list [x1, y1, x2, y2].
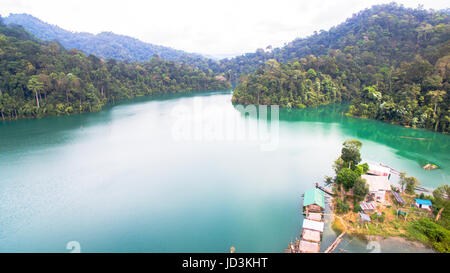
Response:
[0, 20, 231, 120]
[231, 4, 449, 133]
[341, 140, 363, 168]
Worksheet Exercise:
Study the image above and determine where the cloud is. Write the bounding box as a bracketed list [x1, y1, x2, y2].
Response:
[0, 0, 448, 58]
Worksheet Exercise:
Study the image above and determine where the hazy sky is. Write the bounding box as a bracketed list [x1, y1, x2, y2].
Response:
[1, 0, 448, 58]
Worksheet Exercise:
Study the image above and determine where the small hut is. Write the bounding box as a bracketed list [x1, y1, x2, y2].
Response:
[303, 188, 325, 214]
[415, 199, 432, 210]
[359, 212, 371, 223]
[360, 202, 377, 214]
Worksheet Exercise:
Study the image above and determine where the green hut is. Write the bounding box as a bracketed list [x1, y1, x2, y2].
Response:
[303, 188, 325, 214]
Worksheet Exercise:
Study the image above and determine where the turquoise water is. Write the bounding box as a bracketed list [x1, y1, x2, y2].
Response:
[0, 90, 448, 252]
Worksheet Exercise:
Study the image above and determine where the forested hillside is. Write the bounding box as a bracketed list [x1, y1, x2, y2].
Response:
[3, 13, 218, 71]
[0, 20, 230, 120]
[232, 3, 449, 133]
[232, 59, 343, 108]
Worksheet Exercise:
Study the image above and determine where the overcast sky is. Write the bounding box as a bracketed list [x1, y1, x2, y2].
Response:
[0, 0, 448, 58]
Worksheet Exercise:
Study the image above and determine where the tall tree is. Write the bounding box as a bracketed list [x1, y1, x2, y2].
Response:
[341, 139, 362, 169]
[27, 75, 43, 108]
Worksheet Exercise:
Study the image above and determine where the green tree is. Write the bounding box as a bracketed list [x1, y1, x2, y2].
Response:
[427, 90, 446, 115]
[336, 168, 360, 191]
[433, 185, 450, 201]
[27, 75, 44, 108]
[333, 157, 346, 173]
[426, 90, 447, 131]
[354, 163, 369, 176]
[353, 177, 369, 201]
[341, 139, 362, 168]
[404, 176, 420, 194]
[399, 172, 407, 192]
[336, 198, 350, 214]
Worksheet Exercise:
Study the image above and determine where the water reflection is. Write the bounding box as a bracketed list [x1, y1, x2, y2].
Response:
[234, 101, 449, 187]
[278, 104, 449, 163]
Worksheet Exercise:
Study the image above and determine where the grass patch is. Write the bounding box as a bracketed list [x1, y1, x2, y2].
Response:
[332, 217, 345, 233]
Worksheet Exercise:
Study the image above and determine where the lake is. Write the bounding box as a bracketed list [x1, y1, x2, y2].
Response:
[0, 90, 448, 252]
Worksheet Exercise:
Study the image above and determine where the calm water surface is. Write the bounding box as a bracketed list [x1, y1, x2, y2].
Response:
[0, 90, 448, 252]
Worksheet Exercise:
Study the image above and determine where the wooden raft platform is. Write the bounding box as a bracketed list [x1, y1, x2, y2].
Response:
[286, 211, 324, 253]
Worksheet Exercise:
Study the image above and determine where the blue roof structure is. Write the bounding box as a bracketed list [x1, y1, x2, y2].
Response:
[415, 199, 432, 206]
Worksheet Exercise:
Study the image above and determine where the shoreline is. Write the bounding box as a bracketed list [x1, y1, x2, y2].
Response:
[326, 211, 436, 253]
[328, 195, 439, 253]
[371, 235, 433, 250]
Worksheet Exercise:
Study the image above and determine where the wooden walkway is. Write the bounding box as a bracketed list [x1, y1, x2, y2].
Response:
[324, 231, 347, 253]
[379, 163, 401, 175]
[315, 183, 335, 196]
[324, 216, 347, 253]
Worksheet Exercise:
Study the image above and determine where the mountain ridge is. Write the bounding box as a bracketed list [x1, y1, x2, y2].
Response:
[3, 13, 211, 64]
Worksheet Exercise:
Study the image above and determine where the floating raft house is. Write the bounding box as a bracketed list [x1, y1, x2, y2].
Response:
[302, 219, 325, 233]
[303, 188, 325, 213]
[298, 240, 320, 253]
[301, 229, 321, 243]
[307, 212, 323, 222]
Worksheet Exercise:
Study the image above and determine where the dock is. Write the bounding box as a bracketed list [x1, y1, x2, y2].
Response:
[315, 183, 335, 196]
[379, 163, 401, 175]
[324, 230, 347, 253]
[415, 186, 432, 193]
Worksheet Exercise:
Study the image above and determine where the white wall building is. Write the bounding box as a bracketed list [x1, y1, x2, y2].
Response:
[361, 174, 391, 203]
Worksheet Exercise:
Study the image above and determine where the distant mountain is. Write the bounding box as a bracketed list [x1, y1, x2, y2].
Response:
[3, 13, 214, 67]
[220, 4, 450, 80]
